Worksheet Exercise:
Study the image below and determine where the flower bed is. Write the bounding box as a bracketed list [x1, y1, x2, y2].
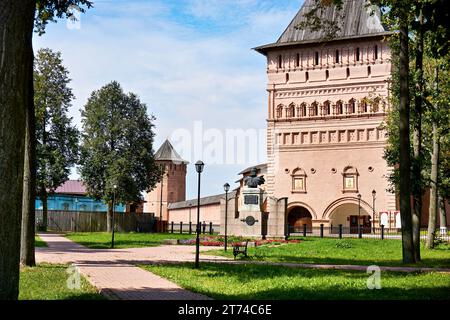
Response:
[177, 236, 301, 247]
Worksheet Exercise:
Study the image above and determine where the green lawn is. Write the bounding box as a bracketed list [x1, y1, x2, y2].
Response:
[206, 237, 450, 268]
[142, 263, 450, 300]
[35, 235, 47, 247]
[19, 264, 105, 300]
[65, 232, 197, 249]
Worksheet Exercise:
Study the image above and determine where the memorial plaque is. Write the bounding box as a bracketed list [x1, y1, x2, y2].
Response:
[244, 195, 259, 205]
[245, 216, 256, 226]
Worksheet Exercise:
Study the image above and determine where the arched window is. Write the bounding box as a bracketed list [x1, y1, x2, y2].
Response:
[276, 105, 284, 118]
[291, 168, 307, 193]
[287, 104, 295, 118]
[342, 166, 359, 193]
[372, 98, 380, 113]
[359, 99, 368, 113]
[323, 101, 331, 116]
[309, 102, 318, 117]
[335, 101, 344, 115]
[298, 103, 307, 117]
[348, 99, 356, 114]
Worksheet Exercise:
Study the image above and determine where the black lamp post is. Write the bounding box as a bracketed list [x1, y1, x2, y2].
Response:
[223, 183, 230, 251]
[357, 193, 362, 236]
[111, 184, 117, 249]
[194, 160, 204, 269]
[372, 190, 376, 233]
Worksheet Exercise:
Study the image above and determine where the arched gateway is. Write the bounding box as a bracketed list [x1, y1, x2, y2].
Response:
[288, 206, 313, 233]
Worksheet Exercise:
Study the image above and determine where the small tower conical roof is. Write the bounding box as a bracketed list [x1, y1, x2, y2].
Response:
[154, 139, 188, 164]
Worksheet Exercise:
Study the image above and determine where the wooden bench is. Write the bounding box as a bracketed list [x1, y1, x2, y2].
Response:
[233, 241, 249, 259]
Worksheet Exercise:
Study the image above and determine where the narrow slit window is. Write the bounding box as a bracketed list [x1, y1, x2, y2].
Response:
[314, 51, 319, 65]
[374, 45, 378, 60]
[296, 53, 300, 67]
[356, 47, 360, 61]
[326, 70, 329, 80]
[278, 55, 282, 68]
[335, 50, 340, 63]
[346, 68, 350, 78]
[305, 71, 309, 82]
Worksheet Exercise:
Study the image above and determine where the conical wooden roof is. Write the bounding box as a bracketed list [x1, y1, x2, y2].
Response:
[154, 139, 188, 163]
[255, 0, 391, 53]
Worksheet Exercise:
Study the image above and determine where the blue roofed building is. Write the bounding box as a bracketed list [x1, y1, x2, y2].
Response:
[35, 180, 126, 213]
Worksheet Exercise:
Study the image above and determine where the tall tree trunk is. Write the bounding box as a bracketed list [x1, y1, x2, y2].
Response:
[398, 21, 415, 263]
[0, 0, 36, 300]
[20, 81, 37, 266]
[41, 186, 48, 231]
[412, 11, 424, 261]
[438, 194, 447, 235]
[426, 122, 439, 248]
[107, 201, 113, 232]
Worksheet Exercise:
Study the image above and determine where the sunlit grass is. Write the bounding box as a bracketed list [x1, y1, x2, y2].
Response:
[65, 232, 197, 249]
[206, 237, 450, 268]
[142, 263, 450, 300]
[19, 264, 104, 300]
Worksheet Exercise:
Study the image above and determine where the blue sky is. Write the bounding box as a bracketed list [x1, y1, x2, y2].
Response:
[33, 0, 303, 200]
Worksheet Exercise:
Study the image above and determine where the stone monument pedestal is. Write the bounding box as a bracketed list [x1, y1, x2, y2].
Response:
[238, 187, 264, 237]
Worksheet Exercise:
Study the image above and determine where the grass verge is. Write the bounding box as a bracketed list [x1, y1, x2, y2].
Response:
[19, 264, 105, 300]
[206, 237, 450, 268]
[65, 232, 197, 249]
[141, 262, 450, 300]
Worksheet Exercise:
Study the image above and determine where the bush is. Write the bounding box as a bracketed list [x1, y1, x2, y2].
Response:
[335, 240, 352, 249]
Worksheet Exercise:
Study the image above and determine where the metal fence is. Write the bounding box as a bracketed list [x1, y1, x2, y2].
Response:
[36, 210, 156, 233]
[167, 222, 220, 235]
[288, 224, 450, 242]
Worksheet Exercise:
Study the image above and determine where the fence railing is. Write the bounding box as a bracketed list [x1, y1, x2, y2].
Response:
[167, 222, 219, 235]
[288, 224, 450, 242]
[36, 210, 156, 233]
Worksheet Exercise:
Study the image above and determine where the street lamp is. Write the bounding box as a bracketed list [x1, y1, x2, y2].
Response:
[357, 193, 362, 237]
[194, 161, 204, 268]
[159, 170, 164, 233]
[223, 183, 230, 251]
[111, 184, 117, 249]
[372, 190, 376, 233]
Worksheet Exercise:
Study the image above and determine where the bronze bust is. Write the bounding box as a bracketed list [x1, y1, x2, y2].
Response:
[244, 167, 265, 188]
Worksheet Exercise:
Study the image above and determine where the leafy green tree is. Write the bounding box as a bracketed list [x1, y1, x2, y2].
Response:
[0, 0, 91, 300]
[34, 48, 80, 232]
[79, 81, 162, 232]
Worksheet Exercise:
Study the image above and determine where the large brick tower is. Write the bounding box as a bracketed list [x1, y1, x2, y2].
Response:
[254, 0, 398, 232]
[144, 139, 188, 223]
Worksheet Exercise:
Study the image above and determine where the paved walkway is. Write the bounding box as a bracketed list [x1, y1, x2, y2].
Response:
[36, 233, 227, 300]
